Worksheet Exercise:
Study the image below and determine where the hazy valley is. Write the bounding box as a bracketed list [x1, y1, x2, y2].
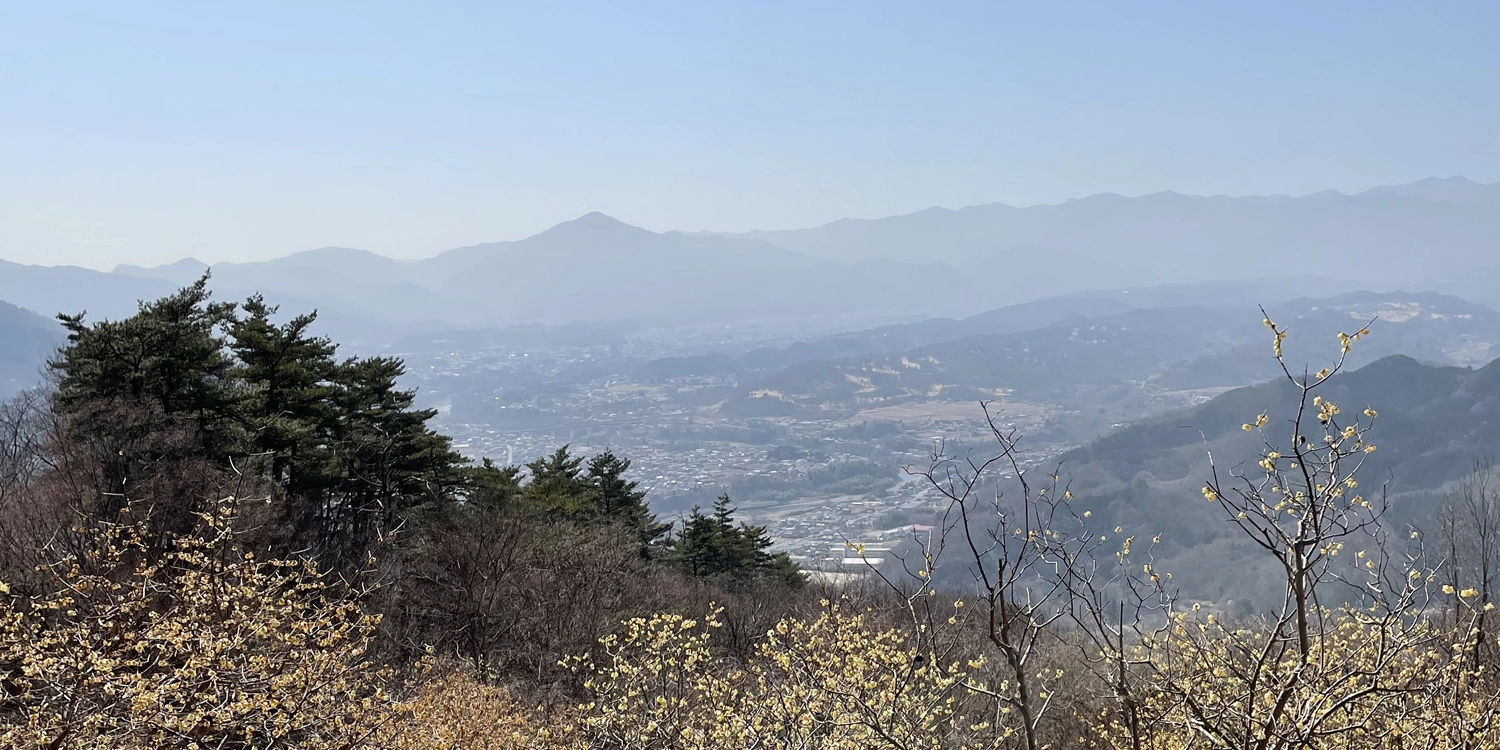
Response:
[7, 177, 1500, 604]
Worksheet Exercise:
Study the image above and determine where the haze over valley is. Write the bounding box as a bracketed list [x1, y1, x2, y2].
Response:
[5, 177, 1500, 603]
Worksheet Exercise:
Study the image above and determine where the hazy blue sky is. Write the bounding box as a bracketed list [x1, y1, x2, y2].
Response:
[3, 1, 1499, 267]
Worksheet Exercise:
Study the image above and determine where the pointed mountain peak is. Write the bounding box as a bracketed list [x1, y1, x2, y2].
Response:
[570, 211, 645, 230]
[530, 212, 655, 242]
[113, 256, 208, 274]
[113, 257, 212, 285]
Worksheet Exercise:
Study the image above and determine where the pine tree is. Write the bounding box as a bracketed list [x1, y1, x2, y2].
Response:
[521, 445, 590, 516]
[672, 504, 726, 579]
[670, 493, 802, 587]
[48, 279, 469, 569]
[314, 355, 466, 566]
[465, 458, 522, 511]
[744, 522, 804, 588]
[586, 450, 670, 551]
[51, 274, 240, 461]
[48, 275, 241, 525]
[710, 494, 756, 573]
[227, 294, 338, 494]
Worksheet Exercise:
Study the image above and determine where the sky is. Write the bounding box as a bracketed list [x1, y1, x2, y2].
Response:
[3, 2, 1499, 268]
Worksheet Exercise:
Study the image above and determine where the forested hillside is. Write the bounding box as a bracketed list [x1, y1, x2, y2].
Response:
[1063, 352, 1500, 604]
[0, 300, 60, 397]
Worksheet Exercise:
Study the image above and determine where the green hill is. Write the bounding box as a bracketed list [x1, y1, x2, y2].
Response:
[1061, 354, 1500, 605]
[0, 300, 63, 395]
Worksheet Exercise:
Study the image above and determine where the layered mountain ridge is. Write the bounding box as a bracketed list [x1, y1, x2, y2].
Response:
[5, 176, 1496, 349]
[108, 213, 985, 343]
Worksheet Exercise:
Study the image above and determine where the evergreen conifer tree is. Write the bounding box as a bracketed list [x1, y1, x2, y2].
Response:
[227, 294, 337, 494]
[315, 355, 465, 564]
[522, 445, 590, 516]
[51, 274, 240, 461]
[586, 450, 670, 551]
[670, 493, 802, 587]
[465, 458, 522, 511]
[47, 279, 468, 568]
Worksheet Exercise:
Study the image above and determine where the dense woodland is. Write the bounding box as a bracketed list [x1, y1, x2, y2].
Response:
[5, 280, 1500, 748]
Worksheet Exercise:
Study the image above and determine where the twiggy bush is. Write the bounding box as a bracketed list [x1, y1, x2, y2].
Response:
[0, 498, 408, 749]
[387, 667, 580, 750]
[565, 600, 987, 750]
[1115, 314, 1500, 749]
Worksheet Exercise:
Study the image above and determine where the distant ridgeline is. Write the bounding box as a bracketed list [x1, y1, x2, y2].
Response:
[0, 176, 1488, 349]
[718, 290, 1500, 419]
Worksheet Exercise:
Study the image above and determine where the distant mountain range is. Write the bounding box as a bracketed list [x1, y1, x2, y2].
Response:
[727, 275, 1354, 373]
[1361, 175, 1500, 209]
[113, 213, 988, 342]
[713, 290, 1500, 419]
[2, 175, 1496, 346]
[731, 176, 1500, 303]
[1154, 290, 1500, 389]
[0, 259, 176, 323]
